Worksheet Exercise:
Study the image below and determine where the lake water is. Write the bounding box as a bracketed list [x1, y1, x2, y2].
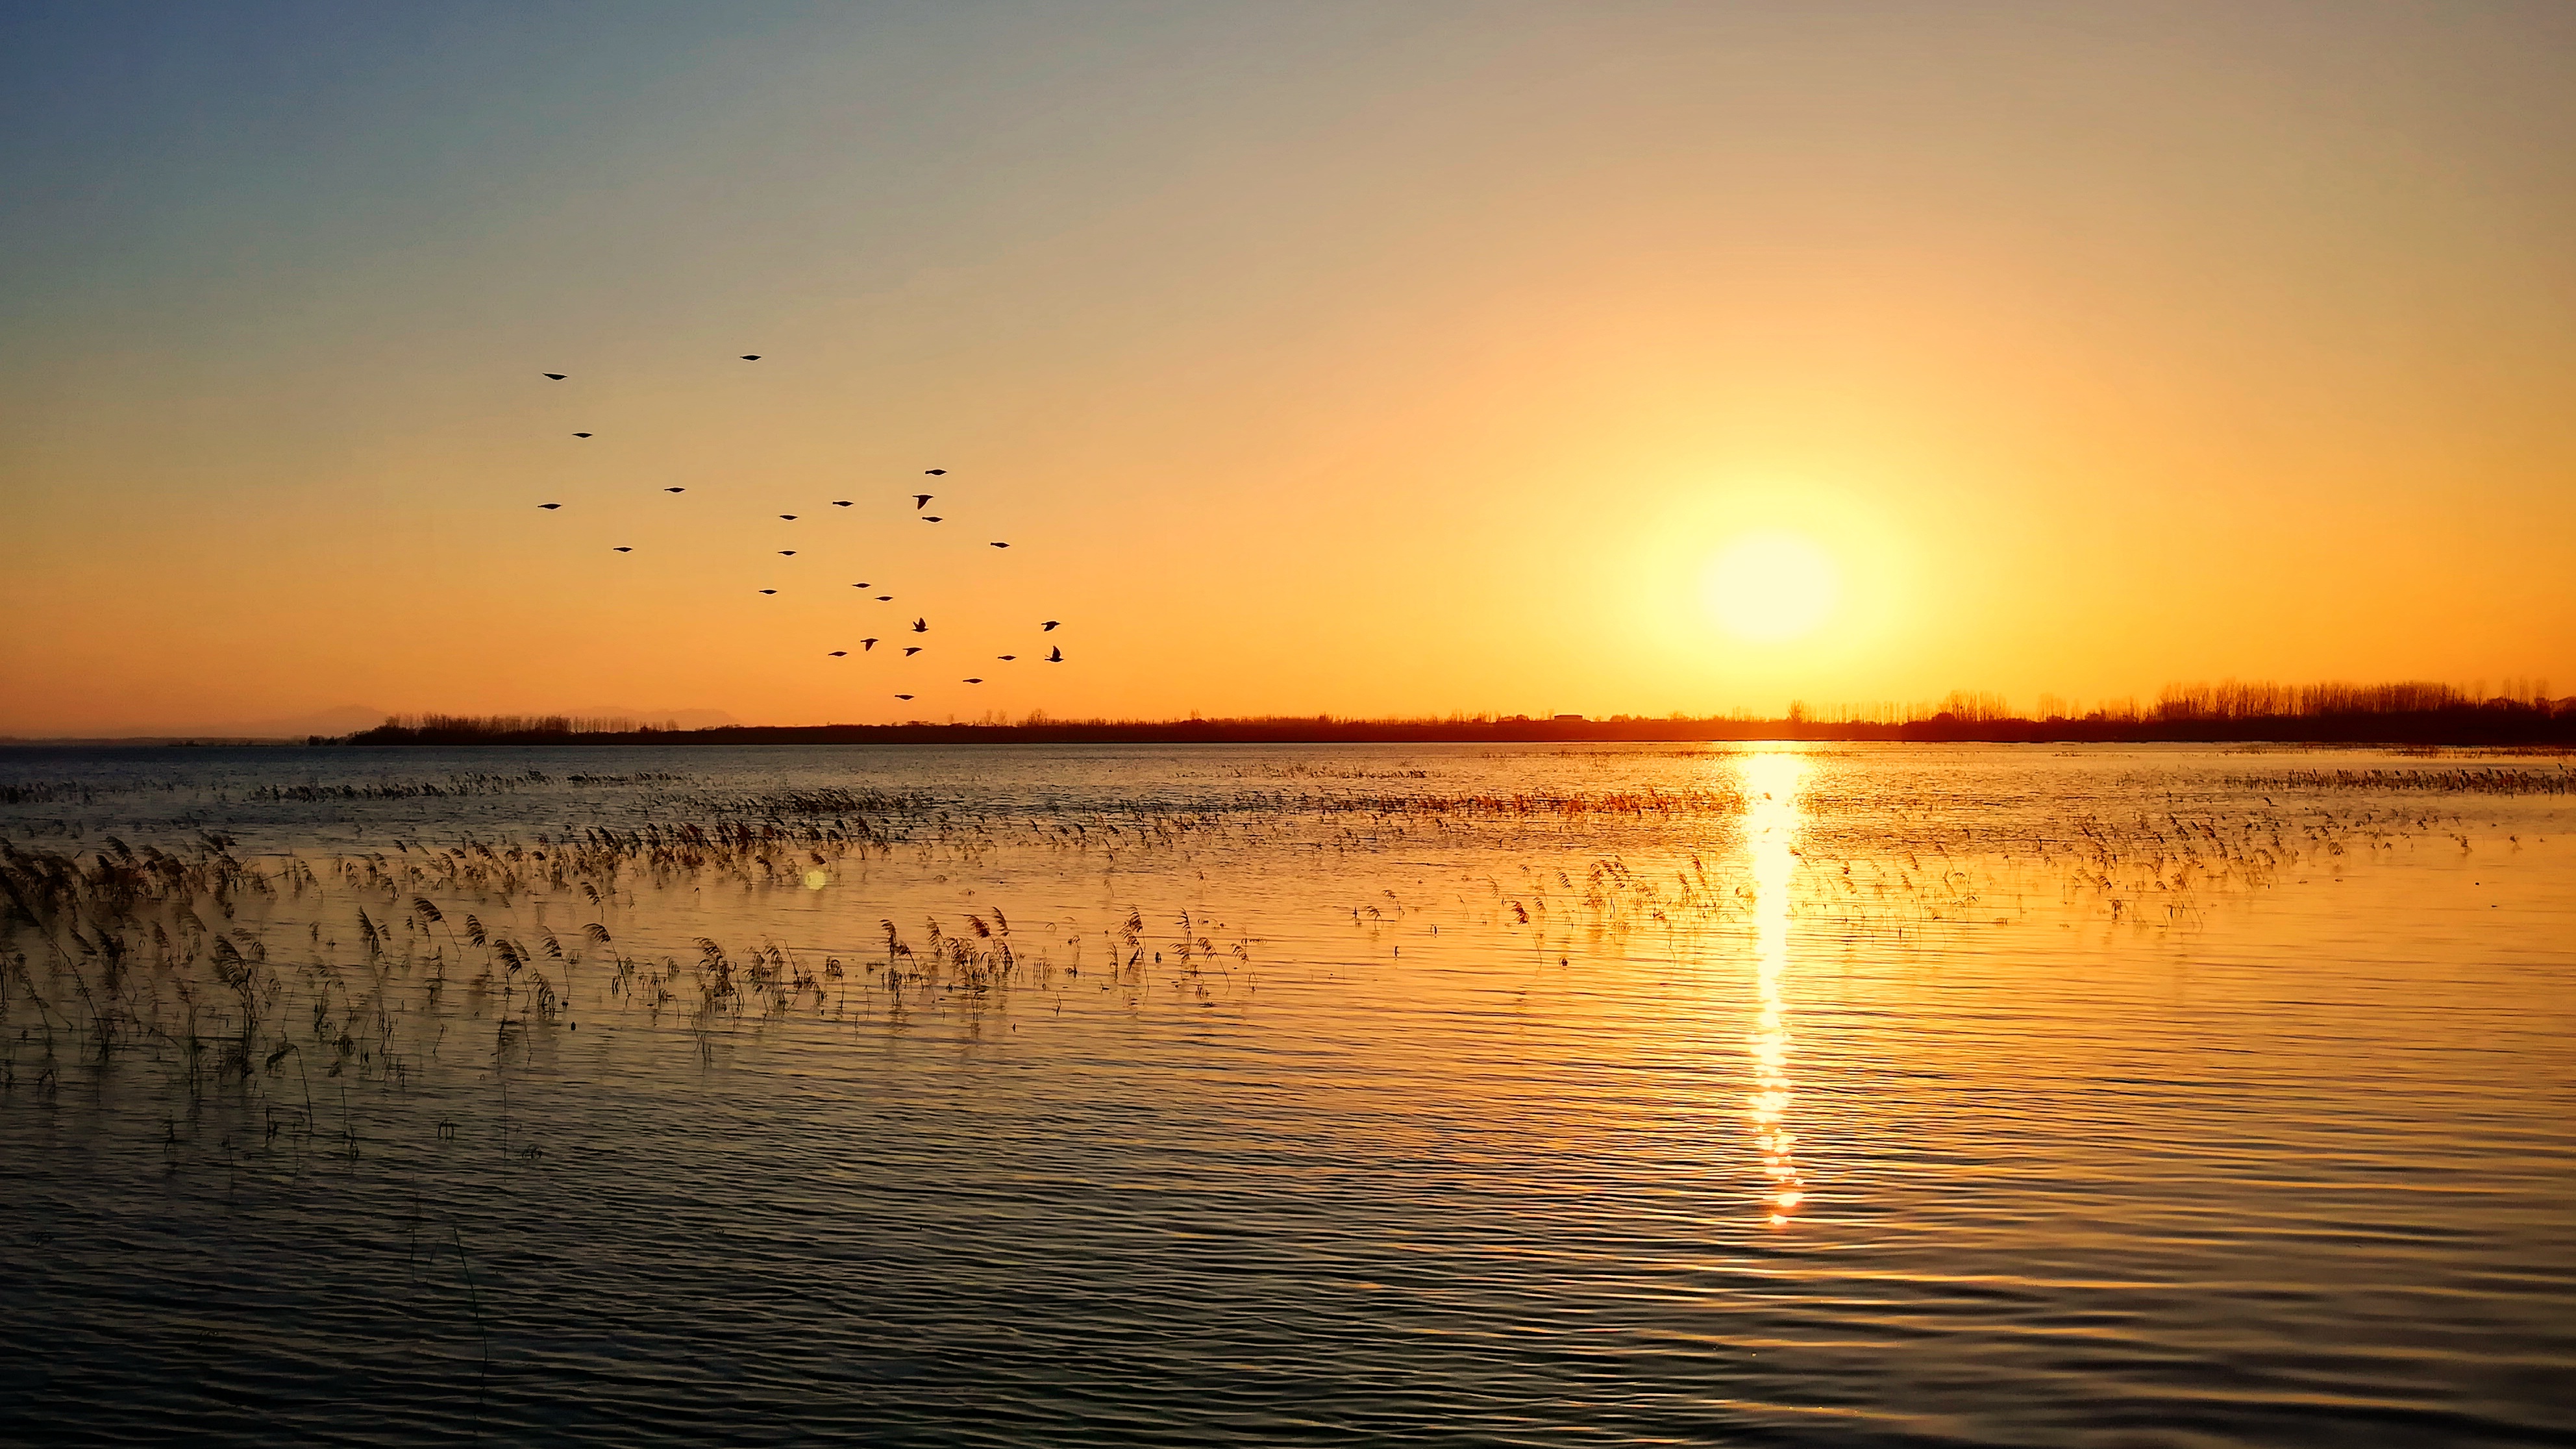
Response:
[3, 743, 2570, 1446]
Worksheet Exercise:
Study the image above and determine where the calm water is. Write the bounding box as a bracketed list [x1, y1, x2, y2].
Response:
[3, 743, 2570, 1446]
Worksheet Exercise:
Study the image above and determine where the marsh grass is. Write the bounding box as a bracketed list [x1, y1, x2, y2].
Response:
[2227, 765, 2571, 795]
[0, 763, 2536, 1187]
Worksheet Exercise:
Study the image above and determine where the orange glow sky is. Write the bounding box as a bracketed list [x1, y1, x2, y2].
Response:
[5, 5, 2572, 733]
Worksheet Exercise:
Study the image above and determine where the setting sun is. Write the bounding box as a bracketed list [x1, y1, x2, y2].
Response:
[1702, 532, 1839, 643]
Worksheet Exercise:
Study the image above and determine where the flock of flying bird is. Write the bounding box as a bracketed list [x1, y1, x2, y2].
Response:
[530, 355, 1065, 706]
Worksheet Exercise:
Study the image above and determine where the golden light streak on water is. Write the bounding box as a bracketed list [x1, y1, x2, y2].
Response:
[1739, 750, 1809, 1229]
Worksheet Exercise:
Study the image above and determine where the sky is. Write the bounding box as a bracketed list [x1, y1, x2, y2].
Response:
[3, 1, 2572, 732]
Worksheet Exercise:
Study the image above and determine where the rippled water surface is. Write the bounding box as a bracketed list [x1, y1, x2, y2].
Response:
[3, 743, 2570, 1446]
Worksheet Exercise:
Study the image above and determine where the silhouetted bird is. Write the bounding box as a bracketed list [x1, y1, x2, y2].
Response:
[539, 502, 562, 510]
[850, 582, 870, 589]
[828, 651, 847, 658]
[963, 678, 983, 684]
[573, 432, 592, 438]
[778, 550, 796, 556]
[861, 638, 878, 650]
[875, 595, 892, 601]
[998, 654, 1016, 661]
[1041, 621, 1060, 631]
[543, 373, 565, 380]
[924, 469, 946, 476]
[780, 514, 797, 521]
[613, 547, 632, 552]
[922, 516, 942, 523]
[759, 589, 778, 595]
[903, 647, 923, 656]
[911, 617, 928, 632]
[832, 501, 852, 507]
[741, 354, 762, 361]
[665, 487, 686, 493]
[895, 694, 914, 700]
[1046, 647, 1063, 663]
[913, 495, 932, 509]
[989, 541, 1009, 549]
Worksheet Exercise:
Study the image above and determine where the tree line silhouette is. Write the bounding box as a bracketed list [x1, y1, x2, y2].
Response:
[331, 682, 2571, 747]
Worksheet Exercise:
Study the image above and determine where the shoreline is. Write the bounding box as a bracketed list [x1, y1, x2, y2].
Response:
[10, 719, 2571, 750]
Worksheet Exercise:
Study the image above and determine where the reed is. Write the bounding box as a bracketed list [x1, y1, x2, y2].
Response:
[1, 757, 2537, 1165]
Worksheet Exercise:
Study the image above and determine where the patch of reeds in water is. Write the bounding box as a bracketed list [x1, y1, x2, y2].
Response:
[2228, 765, 2570, 795]
[1, 763, 2542, 1159]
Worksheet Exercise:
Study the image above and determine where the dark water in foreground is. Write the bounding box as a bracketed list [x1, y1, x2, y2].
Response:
[3, 744, 2570, 1446]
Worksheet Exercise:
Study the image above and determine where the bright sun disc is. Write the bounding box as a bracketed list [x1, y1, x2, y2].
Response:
[1703, 532, 1839, 642]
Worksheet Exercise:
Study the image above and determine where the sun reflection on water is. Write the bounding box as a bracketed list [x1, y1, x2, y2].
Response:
[1740, 751, 1809, 1228]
